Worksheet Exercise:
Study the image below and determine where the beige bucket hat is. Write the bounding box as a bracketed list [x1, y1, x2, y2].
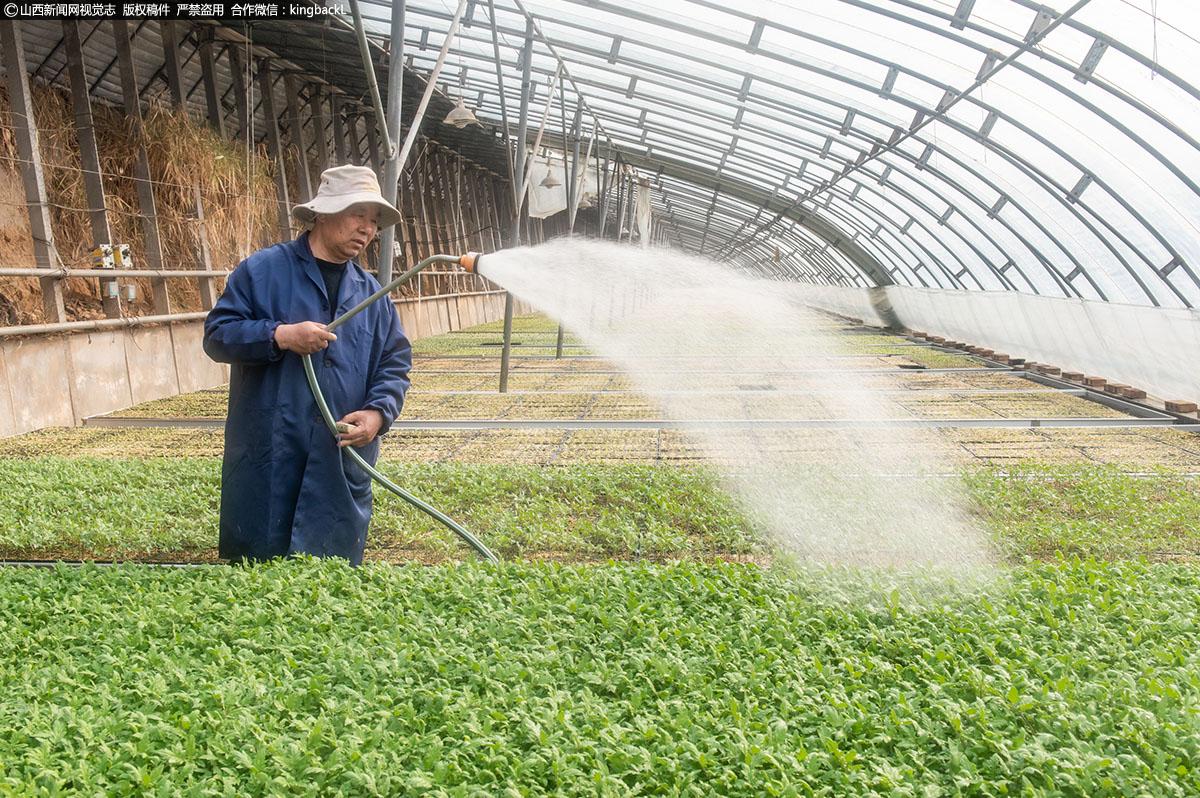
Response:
[291, 165, 402, 229]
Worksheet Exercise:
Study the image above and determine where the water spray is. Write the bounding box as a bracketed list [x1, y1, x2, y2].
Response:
[302, 253, 498, 563]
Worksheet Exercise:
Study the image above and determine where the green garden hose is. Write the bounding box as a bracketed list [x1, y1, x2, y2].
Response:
[302, 253, 499, 563]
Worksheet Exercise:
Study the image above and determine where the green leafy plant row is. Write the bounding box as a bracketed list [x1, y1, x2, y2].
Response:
[5, 460, 1200, 562]
[0, 459, 761, 561]
[967, 463, 1200, 559]
[0, 558, 1197, 795]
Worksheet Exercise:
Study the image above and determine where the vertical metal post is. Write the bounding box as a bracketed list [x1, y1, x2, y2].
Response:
[113, 19, 170, 314]
[63, 20, 119, 318]
[554, 101, 583, 358]
[567, 116, 584, 230]
[284, 71, 312, 201]
[3, 21, 66, 322]
[499, 18, 535, 394]
[363, 115, 379, 270]
[377, 0, 406, 285]
[358, 108, 381, 276]
[197, 26, 225, 138]
[257, 58, 292, 239]
[486, 0, 516, 198]
[510, 18, 534, 241]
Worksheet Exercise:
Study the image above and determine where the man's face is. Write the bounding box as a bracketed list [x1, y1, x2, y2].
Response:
[315, 203, 380, 261]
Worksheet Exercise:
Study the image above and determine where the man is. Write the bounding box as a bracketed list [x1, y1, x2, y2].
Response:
[203, 165, 412, 565]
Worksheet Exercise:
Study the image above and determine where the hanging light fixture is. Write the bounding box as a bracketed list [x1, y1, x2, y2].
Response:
[540, 165, 562, 188]
[443, 96, 479, 128]
[444, 35, 479, 129]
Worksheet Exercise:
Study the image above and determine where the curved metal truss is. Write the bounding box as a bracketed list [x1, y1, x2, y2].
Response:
[345, 0, 1200, 308]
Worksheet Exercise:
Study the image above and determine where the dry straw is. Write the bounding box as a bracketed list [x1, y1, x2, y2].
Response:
[0, 82, 277, 323]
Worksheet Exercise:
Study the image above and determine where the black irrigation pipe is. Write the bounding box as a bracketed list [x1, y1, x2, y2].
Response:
[81, 418, 1188, 431]
[0, 560, 211, 568]
[415, 352, 954, 359]
[375, 418, 1188, 430]
[407, 388, 1079, 396]
[411, 367, 1003, 374]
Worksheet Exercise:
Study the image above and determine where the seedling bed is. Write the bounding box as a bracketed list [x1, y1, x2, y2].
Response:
[1, 560, 1198, 795]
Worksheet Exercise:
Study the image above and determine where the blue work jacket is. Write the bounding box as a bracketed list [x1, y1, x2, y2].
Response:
[202, 233, 411, 565]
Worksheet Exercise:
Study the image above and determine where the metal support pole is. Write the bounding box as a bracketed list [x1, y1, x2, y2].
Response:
[362, 113, 381, 271]
[3, 21, 66, 323]
[511, 17, 533, 242]
[257, 58, 292, 239]
[348, 0, 393, 159]
[377, 0, 406, 285]
[64, 20, 119, 318]
[113, 19, 170, 314]
[498, 290, 515, 390]
[555, 101, 584, 359]
[500, 17, 535, 394]
[486, 0, 516, 195]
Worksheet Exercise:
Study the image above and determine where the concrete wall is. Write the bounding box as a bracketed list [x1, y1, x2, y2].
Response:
[797, 284, 1200, 404]
[0, 290, 525, 437]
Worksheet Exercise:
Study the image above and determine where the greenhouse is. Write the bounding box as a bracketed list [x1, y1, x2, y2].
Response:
[1, 1, 1199, 793]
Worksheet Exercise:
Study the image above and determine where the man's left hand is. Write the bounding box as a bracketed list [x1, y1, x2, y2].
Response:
[337, 409, 385, 448]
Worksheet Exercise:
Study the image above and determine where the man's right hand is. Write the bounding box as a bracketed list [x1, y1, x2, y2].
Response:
[274, 321, 336, 355]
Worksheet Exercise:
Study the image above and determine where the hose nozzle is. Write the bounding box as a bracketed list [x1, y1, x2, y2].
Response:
[458, 252, 483, 273]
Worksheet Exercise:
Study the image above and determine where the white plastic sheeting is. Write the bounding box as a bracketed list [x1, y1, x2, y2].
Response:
[373, 0, 1200, 309]
[636, 178, 652, 247]
[799, 284, 1200, 404]
[525, 153, 600, 219]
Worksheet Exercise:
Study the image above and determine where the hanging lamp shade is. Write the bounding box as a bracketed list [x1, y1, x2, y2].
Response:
[540, 169, 562, 188]
[443, 96, 479, 128]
